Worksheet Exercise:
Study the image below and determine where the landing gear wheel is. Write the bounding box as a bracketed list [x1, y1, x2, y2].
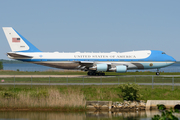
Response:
[156, 68, 160, 76]
[87, 71, 105, 76]
[87, 71, 96, 76]
[92, 72, 96, 76]
[156, 72, 160, 75]
[87, 72, 90, 75]
[98, 73, 105, 76]
[98, 73, 102, 76]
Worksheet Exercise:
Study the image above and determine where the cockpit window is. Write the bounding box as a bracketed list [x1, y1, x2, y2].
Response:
[162, 52, 166, 54]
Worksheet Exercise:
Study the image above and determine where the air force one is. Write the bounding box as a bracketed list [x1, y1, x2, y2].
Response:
[2, 27, 176, 76]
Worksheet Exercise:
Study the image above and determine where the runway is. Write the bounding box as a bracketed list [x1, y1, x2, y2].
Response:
[0, 75, 85, 78]
[1, 75, 180, 78]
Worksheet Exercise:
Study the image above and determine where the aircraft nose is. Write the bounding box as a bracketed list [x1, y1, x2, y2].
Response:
[168, 55, 176, 62]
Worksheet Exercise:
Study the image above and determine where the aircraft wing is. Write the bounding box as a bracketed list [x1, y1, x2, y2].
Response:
[76, 61, 94, 68]
[78, 61, 117, 66]
[76, 61, 131, 71]
[77, 61, 114, 70]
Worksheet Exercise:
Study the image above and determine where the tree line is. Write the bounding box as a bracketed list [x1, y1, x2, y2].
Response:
[0, 61, 3, 70]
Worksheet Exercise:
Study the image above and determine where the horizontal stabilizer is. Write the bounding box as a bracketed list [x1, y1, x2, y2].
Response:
[7, 53, 33, 58]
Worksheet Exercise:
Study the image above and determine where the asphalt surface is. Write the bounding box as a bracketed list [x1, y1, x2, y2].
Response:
[0, 75, 180, 78]
[0, 75, 85, 78]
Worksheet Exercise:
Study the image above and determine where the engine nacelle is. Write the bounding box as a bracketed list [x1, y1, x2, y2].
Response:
[116, 65, 127, 73]
[97, 64, 108, 72]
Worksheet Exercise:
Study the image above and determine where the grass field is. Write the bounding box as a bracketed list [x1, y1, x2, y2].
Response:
[0, 76, 180, 84]
[0, 70, 179, 110]
[0, 85, 179, 110]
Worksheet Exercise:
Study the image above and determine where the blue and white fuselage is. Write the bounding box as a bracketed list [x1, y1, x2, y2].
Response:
[3, 27, 176, 75]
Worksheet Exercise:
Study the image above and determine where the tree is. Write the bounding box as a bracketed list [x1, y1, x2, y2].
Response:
[119, 83, 142, 101]
[0, 61, 3, 70]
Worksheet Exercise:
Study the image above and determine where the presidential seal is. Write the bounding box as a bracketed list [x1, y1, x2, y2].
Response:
[149, 63, 153, 67]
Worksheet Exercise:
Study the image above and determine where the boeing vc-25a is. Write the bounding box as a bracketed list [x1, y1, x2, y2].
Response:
[3, 27, 176, 76]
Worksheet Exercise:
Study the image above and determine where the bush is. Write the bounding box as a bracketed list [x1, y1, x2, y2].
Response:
[118, 83, 142, 101]
[157, 104, 166, 110]
[0, 61, 3, 70]
[152, 108, 179, 120]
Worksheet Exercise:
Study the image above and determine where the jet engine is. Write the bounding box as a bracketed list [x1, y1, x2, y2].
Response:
[97, 64, 108, 72]
[109, 65, 127, 73]
[89, 63, 108, 72]
[116, 65, 127, 73]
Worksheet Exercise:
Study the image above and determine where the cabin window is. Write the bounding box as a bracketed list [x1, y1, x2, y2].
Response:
[162, 52, 166, 54]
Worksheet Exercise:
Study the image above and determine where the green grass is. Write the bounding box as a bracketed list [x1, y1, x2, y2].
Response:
[0, 86, 86, 111]
[0, 76, 180, 83]
[0, 85, 179, 110]
[0, 85, 179, 102]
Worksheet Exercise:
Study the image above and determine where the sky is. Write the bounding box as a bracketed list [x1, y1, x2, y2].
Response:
[0, 0, 180, 60]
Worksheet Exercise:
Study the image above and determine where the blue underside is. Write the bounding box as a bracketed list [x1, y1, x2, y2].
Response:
[16, 59, 173, 62]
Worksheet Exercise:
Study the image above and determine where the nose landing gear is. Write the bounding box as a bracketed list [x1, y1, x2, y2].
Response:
[156, 68, 160, 75]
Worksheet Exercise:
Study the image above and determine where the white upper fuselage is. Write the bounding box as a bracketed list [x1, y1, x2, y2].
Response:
[10, 50, 150, 60]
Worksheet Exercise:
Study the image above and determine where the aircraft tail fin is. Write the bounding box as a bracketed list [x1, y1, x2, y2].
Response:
[2, 27, 41, 52]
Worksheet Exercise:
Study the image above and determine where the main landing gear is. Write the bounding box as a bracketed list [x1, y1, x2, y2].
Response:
[156, 68, 160, 75]
[87, 71, 105, 76]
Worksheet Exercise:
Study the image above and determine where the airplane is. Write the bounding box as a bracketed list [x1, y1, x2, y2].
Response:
[2, 27, 176, 76]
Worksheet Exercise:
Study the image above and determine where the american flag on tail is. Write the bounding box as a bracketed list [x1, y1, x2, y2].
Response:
[12, 38, 20, 42]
